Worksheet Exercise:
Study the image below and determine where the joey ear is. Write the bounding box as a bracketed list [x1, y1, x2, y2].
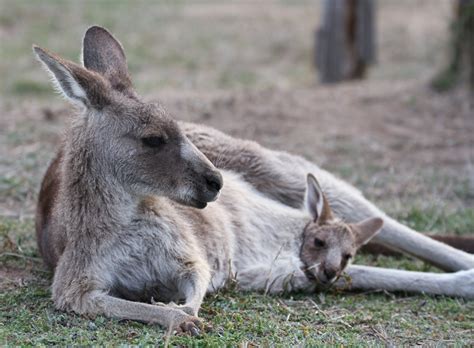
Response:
[353, 217, 384, 246]
[33, 45, 110, 108]
[82, 26, 134, 96]
[304, 173, 333, 224]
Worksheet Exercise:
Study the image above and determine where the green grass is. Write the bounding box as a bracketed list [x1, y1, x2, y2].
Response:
[10, 80, 51, 96]
[400, 207, 474, 236]
[0, 0, 316, 97]
[1, 213, 473, 346]
[1, 277, 473, 346]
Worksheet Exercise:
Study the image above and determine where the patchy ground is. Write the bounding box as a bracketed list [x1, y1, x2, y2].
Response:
[1, 0, 473, 346]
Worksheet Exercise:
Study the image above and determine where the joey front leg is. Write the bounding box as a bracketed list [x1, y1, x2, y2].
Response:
[180, 266, 211, 316]
[237, 259, 316, 294]
[181, 280, 207, 316]
[153, 262, 211, 317]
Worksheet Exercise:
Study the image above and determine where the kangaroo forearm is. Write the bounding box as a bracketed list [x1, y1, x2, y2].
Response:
[90, 291, 198, 328]
[182, 276, 209, 316]
[184, 124, 371, 220]
[182, 122, 307, 208]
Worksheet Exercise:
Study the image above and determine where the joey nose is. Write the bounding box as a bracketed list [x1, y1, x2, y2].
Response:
[324, 269, 337, 281]
[205, 172, 223, 194]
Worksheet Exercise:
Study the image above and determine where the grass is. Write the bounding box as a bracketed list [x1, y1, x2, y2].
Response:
[1, 265, 473, 346]
[0, 0, 451, 97]
[400, 207, 474, 235]
[0, 0, 316, 97]
[1, 209, 473, 346]
[10, 80, 51, 96]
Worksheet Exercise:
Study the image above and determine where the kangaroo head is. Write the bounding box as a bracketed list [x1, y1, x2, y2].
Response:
[300, 174, 383, 285]
[33, 26, 222, 209]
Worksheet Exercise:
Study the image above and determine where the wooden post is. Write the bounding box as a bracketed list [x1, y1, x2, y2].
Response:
[431, 0, 474, 92]
[315, 0, 376, 83]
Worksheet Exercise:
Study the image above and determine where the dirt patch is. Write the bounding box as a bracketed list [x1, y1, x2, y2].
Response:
[159, 79, 473, 169]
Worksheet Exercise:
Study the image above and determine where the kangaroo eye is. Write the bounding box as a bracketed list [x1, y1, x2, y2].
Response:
[344, 253, 352, 260]
[142, 136, 166, 148]
[314, 238, 326, 248]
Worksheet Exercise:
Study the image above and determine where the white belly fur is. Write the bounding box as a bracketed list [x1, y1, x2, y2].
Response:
[207, 171, 309, 292]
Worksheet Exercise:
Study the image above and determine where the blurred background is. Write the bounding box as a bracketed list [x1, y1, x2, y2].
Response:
[1, 0, 472, 228]
[1, 1, 473, 345]
[0, 1, 462, 92]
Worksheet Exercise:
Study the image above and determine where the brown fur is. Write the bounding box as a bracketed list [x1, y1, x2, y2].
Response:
[299, 174, 383, 284]
[34, 46, 111, 108]
[301, 222, 356, 283]
[35, 150, 64, 269]
[82, 26, 134, 96]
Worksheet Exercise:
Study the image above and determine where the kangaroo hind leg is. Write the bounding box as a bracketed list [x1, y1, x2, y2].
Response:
[338, 265, 474, 299]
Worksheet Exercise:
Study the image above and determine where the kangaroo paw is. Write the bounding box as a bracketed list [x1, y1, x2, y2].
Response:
[174, 316, 203, 336]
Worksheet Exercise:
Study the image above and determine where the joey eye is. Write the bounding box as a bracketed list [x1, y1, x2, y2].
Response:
[314, 238, 326, 248]
[343, 253, 352, 260]
[142, 136, 166, 148]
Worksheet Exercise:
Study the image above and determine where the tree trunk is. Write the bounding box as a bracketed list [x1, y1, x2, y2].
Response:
[431, 0, 474, 92]
[315, 0, 376, 83]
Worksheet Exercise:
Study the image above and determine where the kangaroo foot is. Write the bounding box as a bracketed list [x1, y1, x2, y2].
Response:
[174, 316, 203, 336]
[453, 269, 474, 299]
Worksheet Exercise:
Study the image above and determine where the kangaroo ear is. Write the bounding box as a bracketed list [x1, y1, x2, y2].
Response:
[304, 173, 333, 224]
[33, 45, 109, 109]
[353, 217, 384, 246]
[82, 26, 134, 96]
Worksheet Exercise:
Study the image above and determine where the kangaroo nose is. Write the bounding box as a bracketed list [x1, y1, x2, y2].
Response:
[206, 172, 223, 193]
[324, 268, 337, 281]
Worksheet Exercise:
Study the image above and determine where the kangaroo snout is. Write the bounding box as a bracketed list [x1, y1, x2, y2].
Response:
[204, 172, 223, 199]
[195, 170, 222, 205]
[185, 169, 222, 209]
[180, 139, 223, 206]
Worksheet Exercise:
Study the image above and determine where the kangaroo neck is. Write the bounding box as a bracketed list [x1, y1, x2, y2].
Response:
[58, 131, 136, 239]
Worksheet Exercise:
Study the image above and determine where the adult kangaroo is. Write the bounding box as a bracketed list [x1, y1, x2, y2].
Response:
[35, 27, 474, 334]
[33, 27, 226, 333]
